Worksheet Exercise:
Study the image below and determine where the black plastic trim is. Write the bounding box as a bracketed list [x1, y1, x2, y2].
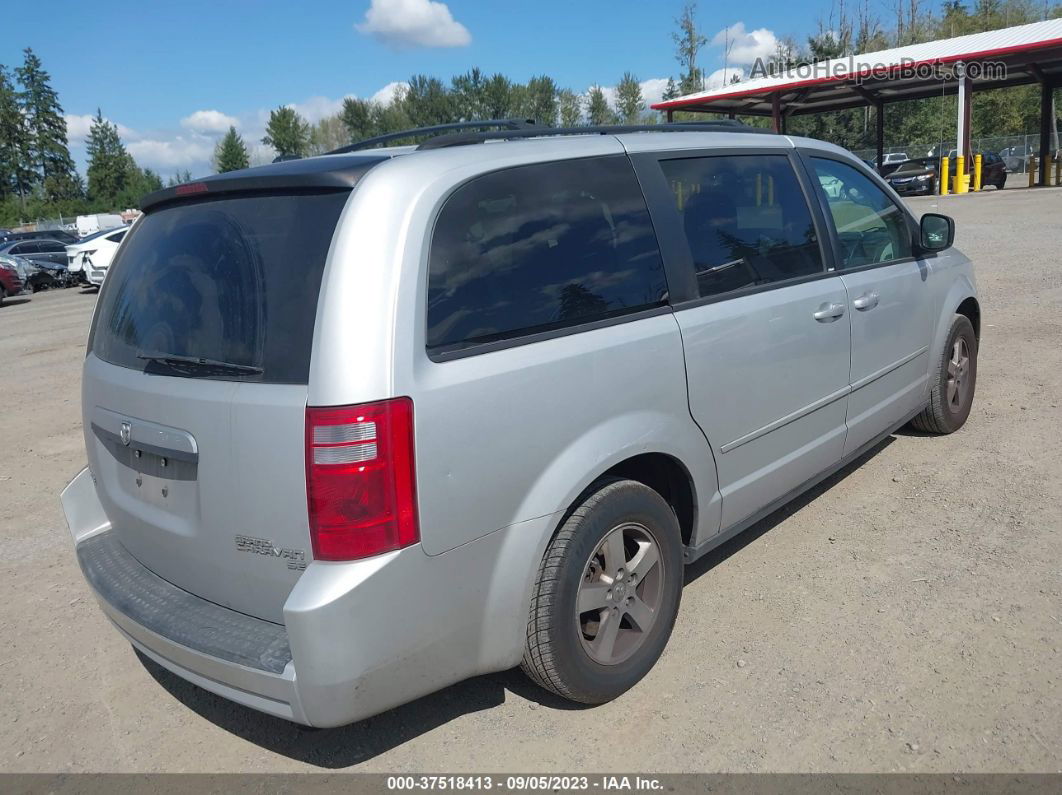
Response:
[140, 157, 388, 212]
[427, 304, 672, 362]
[77, 532, 292, 674]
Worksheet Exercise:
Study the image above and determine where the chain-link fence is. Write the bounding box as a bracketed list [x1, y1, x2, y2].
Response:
[853, 133, 1055, 173]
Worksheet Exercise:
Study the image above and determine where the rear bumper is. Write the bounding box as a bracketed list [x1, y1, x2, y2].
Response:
[61, 467, 549, 727]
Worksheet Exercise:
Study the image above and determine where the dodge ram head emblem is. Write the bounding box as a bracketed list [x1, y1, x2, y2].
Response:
[120, 421, 132, 446]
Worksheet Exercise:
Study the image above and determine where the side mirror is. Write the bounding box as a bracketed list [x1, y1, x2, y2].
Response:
[919, 213, 954, 252]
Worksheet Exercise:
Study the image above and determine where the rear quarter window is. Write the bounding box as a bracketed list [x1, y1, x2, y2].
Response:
[90, 190, 350, 384]
[426, 156, 667, 355]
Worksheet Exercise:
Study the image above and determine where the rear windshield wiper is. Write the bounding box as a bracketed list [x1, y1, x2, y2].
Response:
[136, 350, 264, 376]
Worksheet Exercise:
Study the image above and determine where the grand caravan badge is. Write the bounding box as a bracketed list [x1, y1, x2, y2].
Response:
[235, 534, 308, 571]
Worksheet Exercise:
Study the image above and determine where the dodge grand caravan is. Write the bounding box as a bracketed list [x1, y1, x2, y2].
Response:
[61, 122, 979, 727]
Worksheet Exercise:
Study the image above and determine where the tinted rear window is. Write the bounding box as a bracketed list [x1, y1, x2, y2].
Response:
[91, 190, 349, 384]
[427, 156, 666, 354]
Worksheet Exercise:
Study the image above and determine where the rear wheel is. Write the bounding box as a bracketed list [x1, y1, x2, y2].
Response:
[521, 478, 683, 704]
[910, 314, 977, 434]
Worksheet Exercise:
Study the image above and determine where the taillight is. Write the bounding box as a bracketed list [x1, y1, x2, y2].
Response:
[305, 398, 419, 561]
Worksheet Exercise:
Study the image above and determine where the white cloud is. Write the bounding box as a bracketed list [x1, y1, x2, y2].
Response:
[638, 78, 670, 108]
[180, 109, 239, 134]
[370, 81, 407, 106]
[288, 95, 353, 123]
[704, 67, 745, 89]
[355, 0, 471, 49]
[712, 22, 778, 66]
[126, 136, 215, 173]
[65, 113, 136, 143]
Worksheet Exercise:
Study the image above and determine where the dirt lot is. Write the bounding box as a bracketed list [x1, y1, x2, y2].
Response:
[1, 186, 1060, 773]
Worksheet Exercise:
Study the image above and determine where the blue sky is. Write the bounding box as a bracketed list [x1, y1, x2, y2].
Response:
[0, 1, 815, 178]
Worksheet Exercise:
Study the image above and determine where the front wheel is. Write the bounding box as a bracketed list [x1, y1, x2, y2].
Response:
[521, 478, 683, 705]
[910, 314, 978, 434]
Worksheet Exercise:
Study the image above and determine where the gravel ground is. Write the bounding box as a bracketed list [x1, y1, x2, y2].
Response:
[1, 186, 1060, 773]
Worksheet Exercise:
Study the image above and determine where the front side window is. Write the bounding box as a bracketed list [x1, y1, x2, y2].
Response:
[811, 158, 912, 269]
[427, 156, 666, 353]
[660, 154, 824, 299]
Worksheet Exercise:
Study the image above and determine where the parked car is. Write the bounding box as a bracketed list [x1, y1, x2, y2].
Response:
[0, 238, 79, 288]
[67, 226, 128, 284]
[916, 151, 1007, 190]
[0, 256, 26, 306]
[61, 122, 980, 728]
[0, 238, 71, 267]
[977, 151, 1008, 189]
[884, 159, 937, 195]
[0, 229, 79, 245]
[872, 152, 910, 176]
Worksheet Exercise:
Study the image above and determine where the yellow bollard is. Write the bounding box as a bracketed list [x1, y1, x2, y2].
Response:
[1046, 153, 1056, 187]
[955, 155, 968, 193]
[1028, 155, 1037, 188]
[973, 154, 983, 192]
[940, 156, 950, 195]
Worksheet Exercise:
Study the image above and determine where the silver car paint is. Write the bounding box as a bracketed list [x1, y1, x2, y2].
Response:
[63, 130, 978, 726]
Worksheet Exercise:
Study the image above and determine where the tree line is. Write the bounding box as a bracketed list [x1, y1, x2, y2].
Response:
[0, 49, 170, 227]
[3, 0, 1060, 227]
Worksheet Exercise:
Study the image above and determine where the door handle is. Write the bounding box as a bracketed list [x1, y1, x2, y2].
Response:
[853, 291, 880, 311]
[813, 302, 846, 322]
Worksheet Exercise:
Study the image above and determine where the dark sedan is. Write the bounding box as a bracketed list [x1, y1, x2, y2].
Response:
[885, 160, 937, 196]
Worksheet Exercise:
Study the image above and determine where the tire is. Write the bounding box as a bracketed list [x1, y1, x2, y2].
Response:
[521, 478, 683, 704]
[0, 286, 5, 307]
[910, 314, 977, 434]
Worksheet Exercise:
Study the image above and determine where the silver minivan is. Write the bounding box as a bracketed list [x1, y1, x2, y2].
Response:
[61, 122, 979, 727]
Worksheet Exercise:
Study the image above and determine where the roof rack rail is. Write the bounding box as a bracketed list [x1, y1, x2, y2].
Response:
[328, 119, 542, 154]
[415, 119, 773, 150]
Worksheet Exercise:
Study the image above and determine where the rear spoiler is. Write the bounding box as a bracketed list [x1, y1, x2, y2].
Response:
[140, 153, 393, 212]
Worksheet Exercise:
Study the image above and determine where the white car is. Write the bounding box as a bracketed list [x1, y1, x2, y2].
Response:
[881, 152, 909, 166]
[66, 226, 128, 285]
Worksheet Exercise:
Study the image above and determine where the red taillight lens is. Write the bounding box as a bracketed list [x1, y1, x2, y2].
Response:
[305, 398, 419, 561]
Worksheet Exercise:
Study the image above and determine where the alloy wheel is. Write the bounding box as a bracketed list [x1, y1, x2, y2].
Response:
[946, 337, 971, 411]
[576, 522, 665, 666]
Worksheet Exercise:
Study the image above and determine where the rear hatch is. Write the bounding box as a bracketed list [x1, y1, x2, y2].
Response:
[84, 189, 350, 622]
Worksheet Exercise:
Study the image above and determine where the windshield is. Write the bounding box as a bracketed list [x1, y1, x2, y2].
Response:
[90, 190, 349, 383]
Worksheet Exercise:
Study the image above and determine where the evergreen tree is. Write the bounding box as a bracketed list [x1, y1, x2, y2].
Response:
[586, 86, 615, 125]
[262, 106, 310, 158]
[0, 64, 34, 203]
[85, 109, 130, 203]
[662, 78, 679, 102]
[213, 126, 249, 172]
[16, 48, 79, 200]
[616, 72, 645, 122]
[673, 3, 707, 94]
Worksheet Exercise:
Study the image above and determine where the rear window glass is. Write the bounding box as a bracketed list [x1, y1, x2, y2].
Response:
[91, 190, 349, 384]
[427, 156, 666, 354]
